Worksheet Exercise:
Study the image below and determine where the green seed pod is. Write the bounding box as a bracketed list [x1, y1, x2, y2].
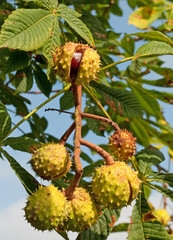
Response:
[30, 143, 71, 180]
[24, 185, 69, 231]
[92, 162, 140, 209]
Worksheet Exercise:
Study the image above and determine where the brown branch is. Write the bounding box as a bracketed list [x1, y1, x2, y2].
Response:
[59, 122, 75, 145]
[80, 138, 115, 165]
[72, 84, 83, 173]
[81, 112, 120, 132]
[64, 84, 83, 199]
[24, 90, 60, 94]
[64, 171, 82, 200]
[45, 108, 74, 115]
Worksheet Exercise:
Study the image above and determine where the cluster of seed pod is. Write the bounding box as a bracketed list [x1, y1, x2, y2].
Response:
[24, 42, 141, 233]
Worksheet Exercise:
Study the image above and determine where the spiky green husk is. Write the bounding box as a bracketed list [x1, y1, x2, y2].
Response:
[54, 42, 77, 83]
[30, 143, 71, 180]
[153, 209, 170, 225]
[66, 187, 99, 232]
[92, 162, 140, 209]
[109, 129, 136, 161]
[75, 47, 100, 85]
[24, 185, 69, 231]
[54, 42, 100, 86]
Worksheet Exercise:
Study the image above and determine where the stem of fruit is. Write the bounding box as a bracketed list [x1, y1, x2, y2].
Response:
[72, 84, 83, 174]
[80, 139, 114, 165]
[64, 84, 83, 199]
[83, 85, 112, 120]
[81, 112, 120, 132]
[0, 84, 71, 144]
[59, 122, 75, 145]
[100, 56, 134, 72]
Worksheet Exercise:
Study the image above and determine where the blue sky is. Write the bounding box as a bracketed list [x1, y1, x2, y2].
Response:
[0, 1, 173, 239]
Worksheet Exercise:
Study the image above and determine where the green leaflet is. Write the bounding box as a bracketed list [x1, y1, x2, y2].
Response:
[147, 89, 173, 105]
[57, 3, 81, 17]
[3, 50, 30, 73]
[33, 63, 52, 97]
[3, 136, 40, 153]
[0, 84, 30, 115]
[91, 82, 143, 118]
[147, 183, 173, 201]
[1, 149, 39, 195]
[60, 91, 75, 111]
[14, 65, 33, 94]
[148, 172, 173, 188]
[129, 118, 150, 147]
[127, 191, 172, 240]
[139, 77, 173, 88]
[128, 6, 164, 29]
[128, 82, 161, 119]
[121, 35, 135, 56]
[57, 4, 94, 46]
[0, 103, 11, 143]
[127, 0, 137, 9]
[79, 208, 120, 240]
[129, 31, 173, 47]
[18, 0, 59, 11]
[135, 146, 165, 177]
[0, 9, 54, 51]
[134, 41, 173, 58]
[42, 15, 60, 65]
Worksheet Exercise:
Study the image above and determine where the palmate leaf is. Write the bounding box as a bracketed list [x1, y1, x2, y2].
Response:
[127, 191, 172, 240]
[0, 84, 30, 116]
[134, 41, 173, 58]
[0, 103, 11, 143]
[3, 136, 40, 153]
[128, 6, 164, 29]
[129, 31, 173, 47]
[91, 82, 143, 118]
[23, 0, 58, 11]
[33, 63, 52, 97]
[79, 208, 120, 240]
[140, 77, 173, 88]
[148, 172, 173, 188]
[14, 65, 33, 94]
[42, 14, 60, 65]
[135, 146, 165, 177]
[0, 9, 55, 51]
[1, 149, 39, 195]
[129, 118, 150, 147]
[57, 4, 94, 46]
[147, 89, 173, 105]
[4, 50, 30, 73]
[140, 119, 173, 150]
[128, 82, 161, 119]
[146, 183, 173, 201]
[60, 91, 75, 111]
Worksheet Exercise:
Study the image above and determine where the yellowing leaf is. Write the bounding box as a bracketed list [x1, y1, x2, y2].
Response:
[128, 6, 164, 29]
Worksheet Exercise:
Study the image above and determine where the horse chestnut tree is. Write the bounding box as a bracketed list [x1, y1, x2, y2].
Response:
[0, 0, 173, 239]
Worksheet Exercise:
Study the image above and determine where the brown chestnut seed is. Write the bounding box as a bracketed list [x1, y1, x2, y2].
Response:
[70, 50, 83, 81]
